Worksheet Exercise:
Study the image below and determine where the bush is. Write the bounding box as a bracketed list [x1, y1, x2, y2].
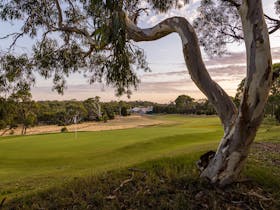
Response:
[104, 107, 115, 120]
[275, 107, 280, 123]
[103, 114, 108, 123]
[61, 127, 68, 133]
[9, 129, 15, 135]
[0, 120, 6, 130]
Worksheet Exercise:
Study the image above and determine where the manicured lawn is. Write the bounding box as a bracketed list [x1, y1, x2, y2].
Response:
[0, 115, 279, 205]
[0, 115, 223, 200]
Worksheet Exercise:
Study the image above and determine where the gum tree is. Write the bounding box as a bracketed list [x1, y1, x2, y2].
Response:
[0, 0, 278, 186]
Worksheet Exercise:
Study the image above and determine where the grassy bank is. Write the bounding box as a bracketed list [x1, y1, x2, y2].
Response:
[0, 115, 222, 200]
[5, 143, 280, 209]
[0, 115, 279, 209]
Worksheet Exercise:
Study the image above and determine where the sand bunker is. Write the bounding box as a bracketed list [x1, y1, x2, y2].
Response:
[1, 115, 168, 136]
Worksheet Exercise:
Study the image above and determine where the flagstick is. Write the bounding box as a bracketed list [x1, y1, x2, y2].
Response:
[74, 115, 77, 139]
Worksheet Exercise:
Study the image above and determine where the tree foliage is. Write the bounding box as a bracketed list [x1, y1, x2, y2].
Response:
[193, 0, 242, 56]
[0, 0, 279, 95]
[193, 0, 280, 56]
[0, 0, 189, 96]
[83, 97, 102, 121]
[8, 85, 38, 134]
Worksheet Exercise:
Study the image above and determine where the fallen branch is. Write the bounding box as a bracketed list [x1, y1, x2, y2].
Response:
[113, 172, 134, 194]
[0, 197, 6, 209]
[244, 191, 272, 201]
[106, 172, 135, 200]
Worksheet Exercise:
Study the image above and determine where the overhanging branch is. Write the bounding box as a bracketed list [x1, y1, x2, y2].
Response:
[125, 15, 238, 130]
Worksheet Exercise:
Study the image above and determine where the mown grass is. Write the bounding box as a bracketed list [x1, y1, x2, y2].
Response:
[0, 115, 222, 201]
[1, 115, 279, 209]
[5, 147, 280, 209]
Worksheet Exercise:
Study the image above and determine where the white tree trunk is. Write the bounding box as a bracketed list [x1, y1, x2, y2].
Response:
[200, 0, 272, 186]
[125, 0, 272, 186]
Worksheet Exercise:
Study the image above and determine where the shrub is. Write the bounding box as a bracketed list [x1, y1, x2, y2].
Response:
[61, 127, 68, 133]
[275, 107, 280, 123]
[103, 114, 108, 123]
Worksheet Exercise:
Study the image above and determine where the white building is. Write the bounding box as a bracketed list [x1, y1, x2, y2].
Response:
[131, 106, 153, 114]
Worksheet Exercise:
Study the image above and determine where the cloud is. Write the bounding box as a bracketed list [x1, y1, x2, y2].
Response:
[31, 46, 280, 103]
[139, 1, 200, 27]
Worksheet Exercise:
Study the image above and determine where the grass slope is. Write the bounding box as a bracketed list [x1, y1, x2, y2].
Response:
[0, 115, 222, 200]
[5, 143, 280, 209]
[1, 115, 279, 209]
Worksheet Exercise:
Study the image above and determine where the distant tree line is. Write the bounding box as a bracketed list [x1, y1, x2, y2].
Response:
[152, 96, 216, 115]
[1, 62, 279, 136]
[0, 91, 132, 135]
[0, 90, 218, 135]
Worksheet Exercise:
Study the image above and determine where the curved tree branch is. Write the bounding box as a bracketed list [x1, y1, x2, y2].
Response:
[125, 15, 238, 131]
[55, 0, 63, 27]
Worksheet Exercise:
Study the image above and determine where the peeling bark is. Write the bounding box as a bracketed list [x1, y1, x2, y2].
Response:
[125, 0, 272, 186]
[201, 0, 272, 186]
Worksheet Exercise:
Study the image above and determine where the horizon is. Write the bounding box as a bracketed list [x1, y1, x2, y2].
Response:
[30, 47, 280, 103]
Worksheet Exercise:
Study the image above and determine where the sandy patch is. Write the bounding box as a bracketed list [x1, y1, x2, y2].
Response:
[0, 115, 169, 136]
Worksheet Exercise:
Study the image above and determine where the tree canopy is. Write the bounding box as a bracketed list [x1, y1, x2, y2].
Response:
[1, 0, 278, 97]
[0, 0, 190, 96]
[193, 0, 280, 56]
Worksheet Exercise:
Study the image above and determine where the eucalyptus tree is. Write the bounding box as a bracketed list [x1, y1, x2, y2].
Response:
[8, 85, 37, 134]
[0, 97, 18, 135]
[175, 95, 195, 113]
[0, 0, 277, 186]
[83, 97, 102, 121]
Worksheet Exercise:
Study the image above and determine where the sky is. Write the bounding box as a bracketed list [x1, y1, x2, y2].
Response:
[1, 0, 280, 103]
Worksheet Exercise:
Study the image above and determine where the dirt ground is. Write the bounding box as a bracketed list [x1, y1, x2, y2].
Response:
[0, 115, 169, 136]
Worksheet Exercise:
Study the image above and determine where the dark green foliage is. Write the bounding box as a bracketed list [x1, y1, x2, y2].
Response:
[83, 97, 102, 121]
[0, 54, 34, 93]
[61, 127, 68, 133]
[102, 113, 108, 123]
[233, 78, 245, 107]
[0, 0, 193, 97]
[0, 94, 221, 132]
[175, 95, 195, 114]
[117, 101, 130, 116]
[8, 85, 38, 134]
[146, 0, 189, 12]
[0, 0, 167, 97]
[275, 107, 280, 123]
[103, 105, 115, 120]
[0, 98, 10, 130]
[152, 97, 216, 115]
[271, 63, 280, 95]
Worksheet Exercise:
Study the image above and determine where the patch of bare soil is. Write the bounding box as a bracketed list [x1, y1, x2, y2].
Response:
[0, 115, 170, 136]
